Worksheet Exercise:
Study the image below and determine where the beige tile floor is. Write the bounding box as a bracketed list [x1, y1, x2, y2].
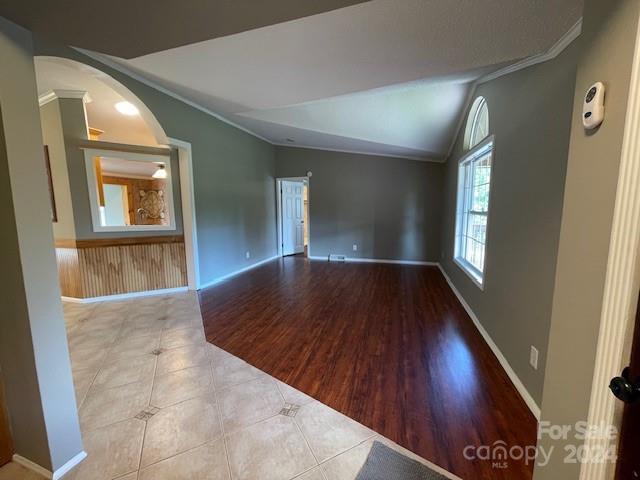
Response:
[1, 291, 459, 480]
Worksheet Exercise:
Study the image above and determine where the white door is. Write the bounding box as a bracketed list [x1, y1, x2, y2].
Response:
[281, 180, 305, 256]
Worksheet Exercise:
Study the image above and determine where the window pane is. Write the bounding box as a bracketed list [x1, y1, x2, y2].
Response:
[470, 100, 489, 148]
[473, 156, 491, 186]
[455, 139, 493, 285]
[465, 213, 487, 244]
[471, 184, 489, 212]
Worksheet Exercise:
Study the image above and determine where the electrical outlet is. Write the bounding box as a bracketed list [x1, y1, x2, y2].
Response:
[245, 251, 250, 259]
[530, 346, 539, 370]
[353, 244, 358, 251]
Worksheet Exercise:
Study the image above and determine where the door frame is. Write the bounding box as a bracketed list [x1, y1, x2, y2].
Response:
[166, 138, 200, 290]
[276, 177, 310, 258]
[580, 14, 640, 480]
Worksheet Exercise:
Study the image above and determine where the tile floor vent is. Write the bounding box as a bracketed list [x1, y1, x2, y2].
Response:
[328, 254, 346, 262]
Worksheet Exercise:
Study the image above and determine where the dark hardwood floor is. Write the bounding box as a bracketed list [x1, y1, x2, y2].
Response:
[199, 256, 537, 480]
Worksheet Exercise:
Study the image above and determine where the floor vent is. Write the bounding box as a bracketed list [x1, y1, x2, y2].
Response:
[329, 254, 346, 262]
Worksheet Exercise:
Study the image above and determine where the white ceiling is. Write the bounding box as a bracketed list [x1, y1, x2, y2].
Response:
[97, 0, 582, 160]
[34, 58, 159, 147]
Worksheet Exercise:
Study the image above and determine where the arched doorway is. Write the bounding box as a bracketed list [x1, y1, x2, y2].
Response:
[34, 56, 199, 295]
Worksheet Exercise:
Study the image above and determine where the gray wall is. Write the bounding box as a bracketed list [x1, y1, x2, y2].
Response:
[0, 16, 83, 472]
[534, 0, 640, 478]
[33, 41, 277, 287]
[276, 146, 445, 262]
[440, 43, 580, 405]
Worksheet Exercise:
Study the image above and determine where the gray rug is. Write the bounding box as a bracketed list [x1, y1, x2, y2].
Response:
[355, 441, 449, 480]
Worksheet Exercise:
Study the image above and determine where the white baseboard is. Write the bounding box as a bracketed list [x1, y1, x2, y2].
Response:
[61, 286, 188, 304]
[308, 255, 437, 266]
[437, 264, 541, 420]
[12, 455, 52, 478]
[308, 255, 331, 261]
[13, 451, 87, 479]
[52, 451, 87, 479]
[198, 255, 280, 290]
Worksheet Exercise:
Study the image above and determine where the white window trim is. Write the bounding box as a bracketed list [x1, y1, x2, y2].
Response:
[454, 135, 495, 290]
[464, 96, 489, 151]
[83, 148, 177, 232]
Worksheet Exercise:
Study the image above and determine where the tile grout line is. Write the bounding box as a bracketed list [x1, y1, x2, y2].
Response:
[271, 378, 324, 479]
[74, 296, 378, 479]
[316, 433, 378, 468]
[134, 348, 159, 479]
[210, 355, 234, 480]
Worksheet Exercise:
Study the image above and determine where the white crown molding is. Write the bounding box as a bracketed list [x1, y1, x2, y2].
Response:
[72, 47, 273, 144]
[446, 18, 583, 159]
[273, 142, 444, 163]
[38, 89, 92, 107]
[479, 18, 583, 85]
[72, 19, 580, 164]
[73, 48, 443, 162]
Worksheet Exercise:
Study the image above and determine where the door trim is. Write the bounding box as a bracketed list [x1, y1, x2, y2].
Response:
[276, 177, 310, 258]
[580, 13, 640, 480]
[166, 138, 200, 290]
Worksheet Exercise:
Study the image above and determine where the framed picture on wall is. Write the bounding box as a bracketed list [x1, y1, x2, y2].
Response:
[44, 145, 58, 223]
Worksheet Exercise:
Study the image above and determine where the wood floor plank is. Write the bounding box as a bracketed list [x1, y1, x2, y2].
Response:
[199, 256, 537, 479]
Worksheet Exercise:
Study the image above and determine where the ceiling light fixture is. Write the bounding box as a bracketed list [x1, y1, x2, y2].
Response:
[152, 164, 167, 179]
[115, 101, 139, 116]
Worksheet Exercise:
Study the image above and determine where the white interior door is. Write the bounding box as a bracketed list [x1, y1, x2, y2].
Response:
[281, 180, 305, 256]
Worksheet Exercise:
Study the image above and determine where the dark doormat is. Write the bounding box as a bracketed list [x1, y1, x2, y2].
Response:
[356, 441, 450, 480]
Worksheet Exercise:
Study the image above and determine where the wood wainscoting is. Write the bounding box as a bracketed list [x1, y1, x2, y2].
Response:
[55, 235, 187, 298]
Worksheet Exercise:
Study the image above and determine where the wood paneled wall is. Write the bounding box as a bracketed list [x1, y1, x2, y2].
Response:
[102, 175, 168, 226]
[55, 236, 187, 298]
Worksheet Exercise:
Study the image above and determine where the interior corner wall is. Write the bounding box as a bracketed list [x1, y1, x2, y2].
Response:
[32, 40, 278, 287]
[275, 146, 445, 262]
[439, 42, 580, 406]
[0, 16, 83, 472]
[534, 1, 640, 478]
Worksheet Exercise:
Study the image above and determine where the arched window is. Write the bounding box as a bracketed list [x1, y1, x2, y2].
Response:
[464, 96, 489, 150]
[455, 97, 493, 288]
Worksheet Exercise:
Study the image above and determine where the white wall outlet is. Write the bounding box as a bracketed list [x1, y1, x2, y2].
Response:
[352, 244, 358, 252]
[245, 251, 250, 259]
[530, 346, 539, 370]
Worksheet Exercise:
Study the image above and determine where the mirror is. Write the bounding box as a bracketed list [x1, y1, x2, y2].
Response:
[84, 148, 176, 232]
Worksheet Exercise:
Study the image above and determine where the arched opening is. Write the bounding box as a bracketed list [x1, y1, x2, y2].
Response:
[34, 56, 198, 296]
[35, 56, 168, 146]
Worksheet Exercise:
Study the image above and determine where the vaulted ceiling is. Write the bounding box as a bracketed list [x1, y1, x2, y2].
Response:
[3, 0, 584, 160]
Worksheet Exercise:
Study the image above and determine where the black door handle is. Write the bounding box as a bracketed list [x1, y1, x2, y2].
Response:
[610, 367, 640, 404]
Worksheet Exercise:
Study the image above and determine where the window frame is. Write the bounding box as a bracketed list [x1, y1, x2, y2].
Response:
[454, 135, 495, 289]
[464, 96, 489, 151]
[83, 147, 177, 233]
